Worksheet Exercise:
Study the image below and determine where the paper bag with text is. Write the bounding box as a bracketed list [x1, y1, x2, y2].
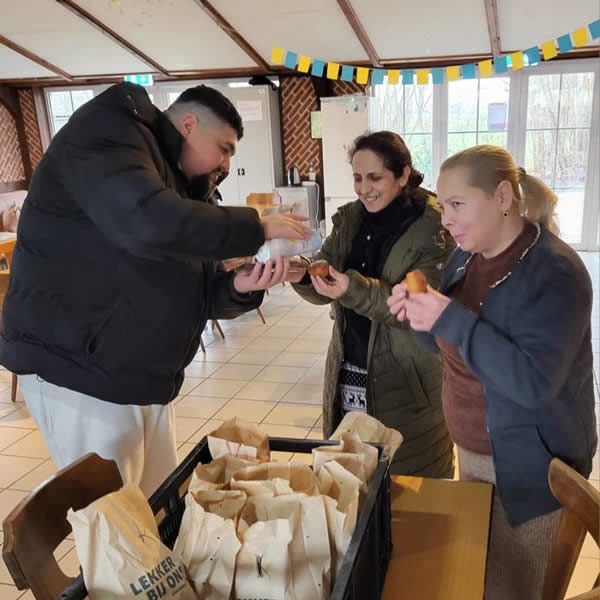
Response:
[67, 484, 196, 600]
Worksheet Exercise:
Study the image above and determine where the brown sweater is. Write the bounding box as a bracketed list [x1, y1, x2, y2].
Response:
[437, 222, 537, 454]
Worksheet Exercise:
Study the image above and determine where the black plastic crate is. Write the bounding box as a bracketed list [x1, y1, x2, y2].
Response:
[60, 436, 392, 600]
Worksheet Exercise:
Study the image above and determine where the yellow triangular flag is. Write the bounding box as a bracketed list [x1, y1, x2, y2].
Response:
[572, 27, 590, 47]
[479, 59, 493, 77]
[541, 41, 558, 60]
[511, 51, 524, 70]
[356, 67, 369, 85]
[416, 69, 429, 84]
[446, 65, 460, 81]
[387, 69, 400, 84]
[298, 55, 312, 73]
[271, 47, 285, 65]
[327, 62, 340, 80]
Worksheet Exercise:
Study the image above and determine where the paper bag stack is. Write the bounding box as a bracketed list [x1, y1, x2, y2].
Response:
[68, 414, 401, 600]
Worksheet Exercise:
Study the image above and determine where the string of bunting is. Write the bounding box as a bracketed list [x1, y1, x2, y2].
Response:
[271, 19, 600, 85]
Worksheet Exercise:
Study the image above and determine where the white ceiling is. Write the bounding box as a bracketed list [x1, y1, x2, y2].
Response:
[213, 0, 369, 63]
[76, 0, 256, 71]
[0, 0, 597, 82]
[497, 0, 599, 50]
[0, 45, 55, 79]
[0, 0, 151, 76]
[351, 0, 492, 57]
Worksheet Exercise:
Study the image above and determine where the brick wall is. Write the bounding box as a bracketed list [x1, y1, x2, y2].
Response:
[331, 80, 367, 96]
[280, 77, 321, 179]
[18, 89, 43, 170]
[0, 104, 25, 184]
[279, 75, 367, 199]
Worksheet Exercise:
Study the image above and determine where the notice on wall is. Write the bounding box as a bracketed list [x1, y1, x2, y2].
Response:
[236, 100, 263, 122]
[311, 111, 322, 139]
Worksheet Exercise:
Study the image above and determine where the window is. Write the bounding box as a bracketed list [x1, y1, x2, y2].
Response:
[524, 72, 595, 244]
[47, 89, 94, 134]
[447, 77, 510, 156]
[372, 81, 434, 187]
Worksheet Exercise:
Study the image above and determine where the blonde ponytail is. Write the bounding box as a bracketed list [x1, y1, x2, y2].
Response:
[518, 170, 560, 236]
[441, 145, 561, 236]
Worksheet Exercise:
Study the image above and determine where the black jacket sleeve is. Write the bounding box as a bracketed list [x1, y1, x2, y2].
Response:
[56, 106, 264, 262]
[208, 270, 264, 320]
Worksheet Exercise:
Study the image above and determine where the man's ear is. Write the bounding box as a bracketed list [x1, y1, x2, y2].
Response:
[180, 114, 197, 138]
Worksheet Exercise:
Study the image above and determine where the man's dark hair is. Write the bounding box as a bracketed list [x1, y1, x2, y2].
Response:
[173, 85, 244, 139]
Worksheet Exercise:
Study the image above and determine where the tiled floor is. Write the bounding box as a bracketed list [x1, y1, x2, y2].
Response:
[0, 253, 598, 598]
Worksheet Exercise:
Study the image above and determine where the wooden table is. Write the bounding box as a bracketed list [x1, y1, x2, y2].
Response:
[382, 475, 493, 600]
[0, 235, 16, 265]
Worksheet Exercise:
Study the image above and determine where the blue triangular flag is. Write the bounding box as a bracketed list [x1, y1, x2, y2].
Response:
[402, 70, 414, 84]
[589, 19, 600, 39]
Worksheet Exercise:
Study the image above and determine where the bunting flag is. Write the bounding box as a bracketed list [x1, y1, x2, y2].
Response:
[511, 51, 524, 70]
[272, 19, 599, 85]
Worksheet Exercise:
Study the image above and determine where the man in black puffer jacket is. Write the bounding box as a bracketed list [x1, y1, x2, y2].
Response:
[0, 83, 307, 495]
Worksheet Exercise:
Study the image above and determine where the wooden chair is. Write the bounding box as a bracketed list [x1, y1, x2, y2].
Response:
[0, 266, 18, 402]
[542, 458, 600, 600]
[2, 453, 123, 600]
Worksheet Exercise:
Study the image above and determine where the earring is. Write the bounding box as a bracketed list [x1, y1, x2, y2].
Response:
[503, 211, 509, 217]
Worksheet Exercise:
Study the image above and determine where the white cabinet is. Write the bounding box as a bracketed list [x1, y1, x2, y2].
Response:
[220, 86, 284, 206]
[320, 95, 377, 233]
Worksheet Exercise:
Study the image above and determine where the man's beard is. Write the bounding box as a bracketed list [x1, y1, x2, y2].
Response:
[187, 169, 228, 202]
[187, 173, 213, 201]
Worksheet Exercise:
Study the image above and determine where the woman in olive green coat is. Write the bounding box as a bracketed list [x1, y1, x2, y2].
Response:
[291, 132, 454, 477]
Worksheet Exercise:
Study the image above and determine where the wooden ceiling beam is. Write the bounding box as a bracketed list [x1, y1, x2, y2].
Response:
[337, 0, 381, 67]
[0, 34, 72, 81]
[484, 0, 502, 57]
[55, 0, 170, 76]
[192, 0, 269, 70]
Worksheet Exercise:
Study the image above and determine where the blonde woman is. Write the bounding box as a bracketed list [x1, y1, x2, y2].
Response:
[388, 145, 596, 600]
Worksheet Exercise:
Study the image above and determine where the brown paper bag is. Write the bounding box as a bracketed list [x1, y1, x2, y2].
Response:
[192, 489, 248, 524]
[208, 417, 270, 462]
[236, 494, 330, 600]
[313, 431, 378, 491]
[235, 508, 295, 599]
[174, 492, 240, 600]
[189, 455, 257, 493]
[67, 484, 196, 600]
[317, 461, 362, 578]
[231, 461, 319, 497]
[329, 411, 403, 461]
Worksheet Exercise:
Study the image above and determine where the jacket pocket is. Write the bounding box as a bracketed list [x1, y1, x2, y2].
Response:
[85, 299, 120, 359]
[375, 355, 430, 412]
